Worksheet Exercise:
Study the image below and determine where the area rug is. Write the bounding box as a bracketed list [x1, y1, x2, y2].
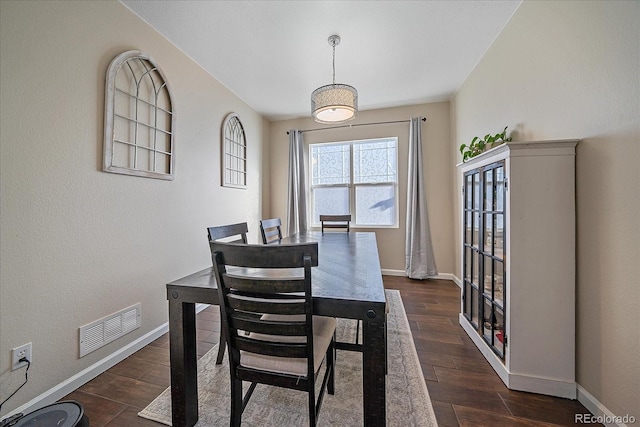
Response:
[139, 289, 437, 426]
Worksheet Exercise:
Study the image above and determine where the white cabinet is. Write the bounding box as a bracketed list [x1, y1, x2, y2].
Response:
[458, 140, 578, 399]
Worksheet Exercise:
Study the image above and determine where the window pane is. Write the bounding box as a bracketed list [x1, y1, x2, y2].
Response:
[353, 139, 396, 184]
[465, 174, 473, 209]
[355, 184, 395, 226]
[309, 138, 398, 227]
[471, 287, 479, 326]
[494, 259, 504, 306]
[495, 166, 505, 211]
[484, 213, 492, 253]
[313, 187, 349, 223]
[311, 144, 350, 185]
[495, 213, 504, 258]
[472, 210, 480, 248]
[483, 254, 492, 296]
[473, 173, 480, 210]
[484, 169, 493, 211]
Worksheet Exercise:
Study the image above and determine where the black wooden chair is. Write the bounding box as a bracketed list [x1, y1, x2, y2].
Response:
[210, 241, 336, 427]
[319, 214, 351, 233]
[206, 222, 249, 364]
[259, 217, 283, 244]
[207, 222, 249, 244]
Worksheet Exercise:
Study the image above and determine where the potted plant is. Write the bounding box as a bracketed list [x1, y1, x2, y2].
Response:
[459, 126, 512, 162]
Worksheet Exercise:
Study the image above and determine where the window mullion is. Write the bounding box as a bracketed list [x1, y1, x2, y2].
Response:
[350, 143, 355, 223]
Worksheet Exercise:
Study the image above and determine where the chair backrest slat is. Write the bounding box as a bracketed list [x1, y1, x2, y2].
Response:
[227, 296, 306, 316]
[207, 222, 248, 243]
[210, 241, 318, 268]
[260, 218, 283, 244]
[233, 317, 307, 337]
[235, 337, 308, 358]
[320, 214, 351, 233]
[223, 276, 306, 294]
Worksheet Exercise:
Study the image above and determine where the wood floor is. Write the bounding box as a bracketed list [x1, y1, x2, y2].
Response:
[61, 276, 597, 426]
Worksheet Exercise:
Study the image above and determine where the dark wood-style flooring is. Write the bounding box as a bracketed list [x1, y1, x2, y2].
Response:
[61, 276, 597, 426]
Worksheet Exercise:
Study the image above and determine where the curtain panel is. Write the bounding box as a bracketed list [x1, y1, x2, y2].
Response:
[405, 117, 438, 279]
[286, 130, 308, 236]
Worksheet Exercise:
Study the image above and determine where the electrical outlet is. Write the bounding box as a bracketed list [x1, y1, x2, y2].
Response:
[11, 342, 32, 371]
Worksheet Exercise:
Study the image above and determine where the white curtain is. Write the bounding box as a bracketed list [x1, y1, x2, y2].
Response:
[286, 130, 308, 236]
[405, 117, 438, 279]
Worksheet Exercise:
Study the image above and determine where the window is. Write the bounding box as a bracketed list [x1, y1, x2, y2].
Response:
[310, 137, 398, 227]
[221, 113, 247, 188]
[104, 50, 175, 180]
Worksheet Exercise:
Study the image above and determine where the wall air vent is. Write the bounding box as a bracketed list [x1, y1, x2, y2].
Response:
[79, 303, 141, 357]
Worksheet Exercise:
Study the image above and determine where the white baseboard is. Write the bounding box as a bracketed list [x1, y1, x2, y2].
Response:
[2, 303, 213, 419]
[381, 269, 405, 276]
[459, 313, 577, 399]
[380, 269, 458, 284]
[577, 385, 636, 427]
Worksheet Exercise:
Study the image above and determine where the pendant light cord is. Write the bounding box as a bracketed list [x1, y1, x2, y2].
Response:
[332, 42, 336, 84]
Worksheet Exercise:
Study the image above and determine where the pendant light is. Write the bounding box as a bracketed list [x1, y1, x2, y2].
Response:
[311, 35, 358, 124]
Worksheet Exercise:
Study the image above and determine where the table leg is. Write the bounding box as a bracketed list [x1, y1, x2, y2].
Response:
[169, 300, 198, 427]
[363, 315, 386, 426]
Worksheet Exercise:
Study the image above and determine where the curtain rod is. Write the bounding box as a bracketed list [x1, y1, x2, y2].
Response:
[286, 117, 426, 134]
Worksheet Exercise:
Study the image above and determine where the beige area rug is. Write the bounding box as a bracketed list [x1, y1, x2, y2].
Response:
[139, 289, 437, 426]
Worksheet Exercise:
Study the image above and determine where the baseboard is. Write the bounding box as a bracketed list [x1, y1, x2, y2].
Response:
[459, 313, 577, 399]
[381, 269, 458, 284]
[509, 373, 576, 400]
[3, 302, 215, 418]
[381, 269, 405, 276]
[577, 385, 636, 427]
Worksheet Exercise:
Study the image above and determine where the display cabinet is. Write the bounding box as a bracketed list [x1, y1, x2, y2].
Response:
[458, 140, 578, 399]
[462, 160, 506, 359]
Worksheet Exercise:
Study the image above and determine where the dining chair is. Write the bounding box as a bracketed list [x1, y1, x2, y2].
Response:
[210, 241, 336, 427]
[259, 217, 283, 244]
[206, 222, 249, 364]
[319, 214, 351, 233]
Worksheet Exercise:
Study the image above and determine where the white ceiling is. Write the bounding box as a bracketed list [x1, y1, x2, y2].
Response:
[121, 1, 522, 122]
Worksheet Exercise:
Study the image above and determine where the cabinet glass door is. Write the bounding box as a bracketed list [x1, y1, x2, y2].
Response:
[481, 162, 506, 359]
[462, 170, 481, 328]
[463, 161, 506, 360]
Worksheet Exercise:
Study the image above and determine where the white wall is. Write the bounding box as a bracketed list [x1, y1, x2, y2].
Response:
[0, 1, 265, 415]
[268, 102, 454, 275]
[451, 0, 639, 419]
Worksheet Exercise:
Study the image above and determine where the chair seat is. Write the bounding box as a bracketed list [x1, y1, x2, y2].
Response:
[241, 315, 336, 376]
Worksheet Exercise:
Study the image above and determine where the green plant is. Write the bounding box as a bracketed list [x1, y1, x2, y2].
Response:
[459, 126, 512, 162]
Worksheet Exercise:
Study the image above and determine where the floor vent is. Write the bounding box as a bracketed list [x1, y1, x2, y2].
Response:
[79, 303, 141, 357]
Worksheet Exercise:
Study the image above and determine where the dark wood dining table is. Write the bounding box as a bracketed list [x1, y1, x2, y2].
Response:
[166, 231, 387, 426]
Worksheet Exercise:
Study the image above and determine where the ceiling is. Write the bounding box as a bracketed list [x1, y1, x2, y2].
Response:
[121, 1, 522, 122]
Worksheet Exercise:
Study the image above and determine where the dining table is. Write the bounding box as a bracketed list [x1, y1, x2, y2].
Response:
[166, 231, 387, 426]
